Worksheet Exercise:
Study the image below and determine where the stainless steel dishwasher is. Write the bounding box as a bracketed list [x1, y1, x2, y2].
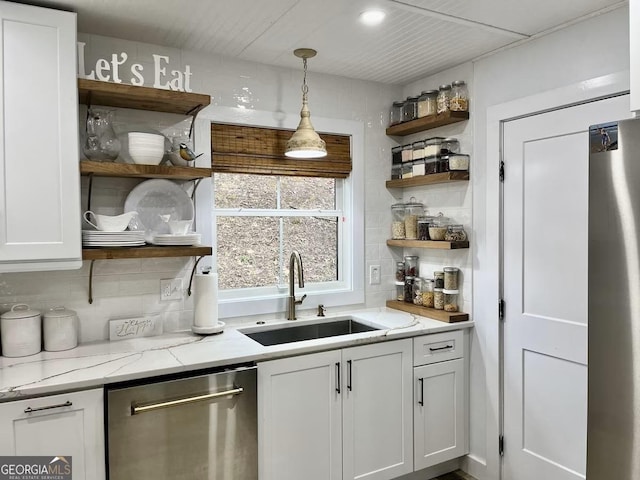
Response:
[106, 364, 257, 480]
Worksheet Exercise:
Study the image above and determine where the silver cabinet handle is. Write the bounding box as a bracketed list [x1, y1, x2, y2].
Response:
[24, 400, 72, 414]
[429, 345, 453, 352]
[418, 378, 424, 406]
[131, 386, 243, 415]
[335, 362, 341, 394]
[347, 360, 352, 391]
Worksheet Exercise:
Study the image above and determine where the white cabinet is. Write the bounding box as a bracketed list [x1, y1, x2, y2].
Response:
[0, 2, 81, 272]
[0, 388, 105, 480]
[413, 332, 468, 470]
[632, 0, 640, 111]
[258, 339, 413, 480]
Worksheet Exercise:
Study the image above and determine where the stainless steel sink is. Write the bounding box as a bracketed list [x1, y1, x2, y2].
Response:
[242, 318, 381, 346]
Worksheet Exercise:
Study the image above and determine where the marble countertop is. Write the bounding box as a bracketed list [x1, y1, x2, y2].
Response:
[0, 308, 473, 400]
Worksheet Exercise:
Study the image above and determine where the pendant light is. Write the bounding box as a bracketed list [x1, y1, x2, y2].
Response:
[285, 48, 327, 159]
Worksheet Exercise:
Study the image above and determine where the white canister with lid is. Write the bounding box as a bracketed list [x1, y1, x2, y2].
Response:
[1, 304, 42, 357]
[43, 306, 78, 351]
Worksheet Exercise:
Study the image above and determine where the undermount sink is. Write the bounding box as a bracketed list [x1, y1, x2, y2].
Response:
[242, 318, 381, 346]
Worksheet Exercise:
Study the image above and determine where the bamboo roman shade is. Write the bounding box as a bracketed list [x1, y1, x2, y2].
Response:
[211, 123, 352, 178]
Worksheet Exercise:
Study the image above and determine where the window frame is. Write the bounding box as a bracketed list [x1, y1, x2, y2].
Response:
[194, 106, 364, 319]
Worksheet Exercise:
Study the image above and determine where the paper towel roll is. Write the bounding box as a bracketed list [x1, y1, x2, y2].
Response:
[194, 271, 219, 328]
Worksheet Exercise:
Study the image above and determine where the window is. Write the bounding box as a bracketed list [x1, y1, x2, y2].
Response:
[200, 108, 364, 318]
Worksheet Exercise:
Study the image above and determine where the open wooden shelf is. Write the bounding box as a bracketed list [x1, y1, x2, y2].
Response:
[385, 111, 469, 136]
[80, 160, 211, 180]
[387, 239, 469, 250]
[386, 300, 469, 323]
[386, 171, 469, 189]
[82, 245, 212, 260]
[78, 79, 211, 116]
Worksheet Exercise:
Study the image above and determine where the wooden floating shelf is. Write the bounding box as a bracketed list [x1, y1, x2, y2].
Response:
[82, 245, 212, 260]
[386, 171, 469, 189]
[385, 111, 470, 136]
[386, 300, 469, 323]
[80, 160, 211, 180]
[78, 79, 211, 116]
[387, 239, 469, 250]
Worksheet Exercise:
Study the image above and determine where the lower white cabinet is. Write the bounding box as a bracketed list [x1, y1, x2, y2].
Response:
[258, 339, 413, 480]
[0, 388, 105, 480]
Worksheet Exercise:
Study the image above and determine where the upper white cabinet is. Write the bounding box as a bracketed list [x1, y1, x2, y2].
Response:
[258, 339, 414, 480]
[0, 2, 81, 272]
[0, 388, 106, 480]
[632, 0, 640, 111]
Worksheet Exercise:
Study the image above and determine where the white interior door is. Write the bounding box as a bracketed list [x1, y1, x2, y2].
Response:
[502, 94, 630, 480]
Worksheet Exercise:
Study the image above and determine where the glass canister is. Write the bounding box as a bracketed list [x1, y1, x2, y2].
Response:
[402, 144, 413, 162]
[412, 141, 425, 161]
[437, 154, 450, 173]
[417, 90, 438, 118]
[445, 224, 468, 242]
[404, 277, 415, 304]
[441, 137, 460, 154]
[392, 146, 403, 164]
[391, 164, 402, 180]
[437, 84, 451, 114]
[424, 137, 444, 157]
[443, 289, 459, 312]
[391, 203, 406, 239]
[428, 213, 449, 241]
[417, 216, 431, 240]
[434, 288, 445, 310]
[404, 255, 419, 277]
[450, 81, 469, 112]
[396, 261, 406, 282]
[413, 277, 424, 305]
[444, 267, 459, 290]
[390, 101, 404, 125]
[403, 96, 419, 122]
[404, 197, 425, 240]
[422, 278, 435, 308]
[83, 108, 121, 161]
[402, 163, 413, 179]
[412, 158, 425, 177]
[449, 153, 470, 171]
[395, 281, 405, 301]
[434, 271, 445, 289]
[425, 155, 437, 175]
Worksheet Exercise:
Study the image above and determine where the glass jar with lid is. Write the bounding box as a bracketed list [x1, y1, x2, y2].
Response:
[441, 137, 460, 154]
[402, 163, 413, 179]
[424, 137, 444, 157]
[392, 146, 403, 164]
[412, 158, 425, 177]
[396, 261, 406, 282]
[422, 279, 435, 307]
[412, 141, 425, 162]
[450, 81, 469, 112]
[403, 97, 419, 122]
[444, 224, 467, 242]
[404, 197, 425, 240]
[413, 277, 424, 305]
[428, 213, 449, 241]
[390, 101, 404, 126]
[434, 271, 445, 289]
[437, 85, 451, 114]
[404, 255, 419, 277]
[395, 281, 405, 301]
[434, 288, 445, 310]
[417, 90, 438, 118]
[401, 144, 413, 163]
[443, 267, 459, 290]
[391, 164, 402, 180]
[449, 153, 470, 171]
[417, 216, 432, 240]
[437, 154, 450, 173]
[391, 203, 406, 239]
[404, 277, 415, 304]
[425, 156, 437, 175]
[443, 289, 459, 312]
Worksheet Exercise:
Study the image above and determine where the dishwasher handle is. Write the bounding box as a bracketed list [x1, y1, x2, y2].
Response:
[131, 386, 244, 415]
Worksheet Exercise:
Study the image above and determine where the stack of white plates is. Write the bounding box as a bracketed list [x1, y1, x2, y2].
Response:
[83, 231, 146, 247]
[151, 233, 201, 246]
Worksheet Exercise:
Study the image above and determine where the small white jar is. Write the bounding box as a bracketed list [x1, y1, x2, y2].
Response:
[1, 304, 42, 357]
[43, 306, 78, 352]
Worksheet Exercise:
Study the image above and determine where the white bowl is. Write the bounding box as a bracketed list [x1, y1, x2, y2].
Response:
[129, 147, 164, 165]
[128, 132, 164, 148]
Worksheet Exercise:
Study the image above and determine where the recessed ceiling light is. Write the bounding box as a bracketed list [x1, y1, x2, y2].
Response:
[359, 9, 386, 26]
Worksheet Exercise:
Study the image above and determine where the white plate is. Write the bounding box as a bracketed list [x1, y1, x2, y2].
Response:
[83, 241, 146, 246]
[151, 233, 201, 246]
[124, 179, 194, 242]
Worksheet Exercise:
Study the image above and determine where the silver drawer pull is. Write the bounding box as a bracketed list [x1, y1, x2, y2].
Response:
[429, 345, 453, 352]
[131, 386, 244, 415]
[24, 400, 72, 414]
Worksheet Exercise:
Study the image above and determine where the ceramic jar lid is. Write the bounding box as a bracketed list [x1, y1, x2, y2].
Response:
[43, 306, 77, 319]
[1, 304, 40, 320]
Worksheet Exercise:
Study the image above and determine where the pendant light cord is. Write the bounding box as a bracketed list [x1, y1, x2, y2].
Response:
[302, 57, 309, 100]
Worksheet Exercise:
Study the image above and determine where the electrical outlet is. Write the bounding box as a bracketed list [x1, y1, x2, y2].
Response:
[160, 278, 183, 301]
[369, 265, 381, 285]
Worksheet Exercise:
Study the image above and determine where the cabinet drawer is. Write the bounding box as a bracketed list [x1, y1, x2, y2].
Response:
[413, 330, 464, 366]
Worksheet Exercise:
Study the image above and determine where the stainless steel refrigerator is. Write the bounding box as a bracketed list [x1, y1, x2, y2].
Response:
[587, 117, 640, 479]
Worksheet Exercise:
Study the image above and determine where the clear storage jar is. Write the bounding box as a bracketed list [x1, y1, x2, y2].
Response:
[437, 85, 451, 114]
[450, 81, 469, 112]
[412, 159, 425, 177]
[391, 203, 406, 239]
[434, 271, 445, 289]
[392, 146, 403, 164]
[422, 279, 435, 308]
[404, 256, 419, 277]
[404, 197, 424, 240]
[404, 277, 415, 304]
[417, 216, 432, 241]
[443, 267, 459, 290]
[425, 155, 437, 175]
[437, 155, 450, 173]
[428, 214, 449, 241]
[402, 144, 413, 162]
[449, 153, 470, 171]
[424, 137, 444, 157]
[391, 163, 402, 180]
[443, 289, 459, 312]
[390, 101, 404, 125]
[417, 90, 438, 118]
[396, 261, 406, 282]
[444, 224, 467, 242]
[403, 97, 419, 122]
[402, 163, 413, 179]
[413, 277, 424, 305]
[412, 141, 425, 161]
[434, 288, 445, 310]
[395, 281, 405, 301]
[441, 137, 460, 154]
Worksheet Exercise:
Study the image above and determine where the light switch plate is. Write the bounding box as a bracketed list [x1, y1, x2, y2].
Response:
[369, 265, 381, 285]
[161, 278, 183, 301]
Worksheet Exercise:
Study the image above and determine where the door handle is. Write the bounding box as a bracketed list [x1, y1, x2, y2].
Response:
[336, 362, 341, 394]
[347, 360, 352, 391]
[418, 378, 424, 406]
[429, 344, 453, 352]
[131, 386, 243, 415]
[24, 400, 72, 414]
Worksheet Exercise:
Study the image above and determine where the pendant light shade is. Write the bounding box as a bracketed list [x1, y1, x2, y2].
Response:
[285, 48, 327, 159]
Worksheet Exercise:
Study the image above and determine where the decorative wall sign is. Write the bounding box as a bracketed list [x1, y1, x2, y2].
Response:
[77, 42, 193, 92]
[109, 315, 163, 341]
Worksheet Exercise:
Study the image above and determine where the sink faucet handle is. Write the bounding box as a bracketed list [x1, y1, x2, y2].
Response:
[295, 294, 307, 306]
[318, 304, 326, 317]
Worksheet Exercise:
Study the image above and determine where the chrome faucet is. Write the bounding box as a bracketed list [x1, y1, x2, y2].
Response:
[287, 251, 306, 320]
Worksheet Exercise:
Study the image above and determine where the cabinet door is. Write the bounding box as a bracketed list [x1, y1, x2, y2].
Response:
[0, 388, 106, 480]
[414, 358, 467, 470]
[259, 350, 342, 480]
[342, 339, 413, 480]
[0, 2, 81, 271]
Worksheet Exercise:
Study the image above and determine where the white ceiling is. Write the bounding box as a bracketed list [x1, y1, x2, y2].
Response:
[36, 0, 626, 85]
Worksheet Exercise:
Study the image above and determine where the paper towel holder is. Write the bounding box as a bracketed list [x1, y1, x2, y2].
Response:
[187, 256, 208, 296]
